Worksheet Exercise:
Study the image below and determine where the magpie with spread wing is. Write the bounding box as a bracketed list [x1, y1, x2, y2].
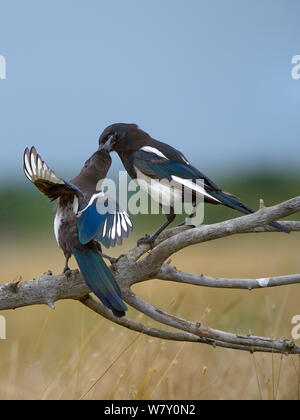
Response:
[98, 123, 290, 246]
[23, 146, 133, 317]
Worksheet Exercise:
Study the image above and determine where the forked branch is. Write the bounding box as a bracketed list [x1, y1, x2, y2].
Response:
[1, 197, 300, 354]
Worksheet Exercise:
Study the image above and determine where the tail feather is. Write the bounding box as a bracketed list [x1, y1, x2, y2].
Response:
[72, 247, 127, 317]
[209, 190, 290, 234]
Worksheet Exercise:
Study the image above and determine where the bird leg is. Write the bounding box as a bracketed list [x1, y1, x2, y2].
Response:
[137, 211, 176, 248]
[102, 253, 125, 265]
[63, 256, 72, 277]
[178, 210, 197, 227]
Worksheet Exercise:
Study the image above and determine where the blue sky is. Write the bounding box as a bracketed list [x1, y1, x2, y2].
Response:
[0, 0, 300, 186]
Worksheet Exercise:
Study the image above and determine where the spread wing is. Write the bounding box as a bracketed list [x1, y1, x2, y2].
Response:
[23, 147, 82, 201]
[24, 146, 133, 248]
[77, 192, 133, 248]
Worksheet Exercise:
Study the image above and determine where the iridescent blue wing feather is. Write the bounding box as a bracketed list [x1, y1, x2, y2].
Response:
[77, 192, 133, 248]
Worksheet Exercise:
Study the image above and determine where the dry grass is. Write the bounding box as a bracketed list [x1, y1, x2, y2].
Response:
[1, 232, 300, 400]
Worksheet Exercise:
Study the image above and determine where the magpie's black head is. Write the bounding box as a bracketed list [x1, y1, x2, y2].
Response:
[98, 123, 150, 154]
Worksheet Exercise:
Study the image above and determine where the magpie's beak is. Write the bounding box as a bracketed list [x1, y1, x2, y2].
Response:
[99, 135, 116, 152]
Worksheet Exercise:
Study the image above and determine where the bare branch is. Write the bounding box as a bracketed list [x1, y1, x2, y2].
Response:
[123, 290, 300, 354]
[0, 271, 89, 311]
[80, 295, 204, 344]
[156, 265, 300, 290]
[140, 197, 300, 270]
[1, 196, 300, 354]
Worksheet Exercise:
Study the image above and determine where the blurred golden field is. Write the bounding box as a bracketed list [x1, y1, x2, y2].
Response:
[1, 231, 300, 400]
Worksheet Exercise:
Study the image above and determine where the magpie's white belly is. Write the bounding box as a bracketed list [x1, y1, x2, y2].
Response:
[134, 167, 221, 209]
[134, 167, 183, 207]
[54, 205, 63, 246]
[53, 197, 81, 248]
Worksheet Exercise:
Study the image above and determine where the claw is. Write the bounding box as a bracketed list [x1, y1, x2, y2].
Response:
[137, 234, 155, 249]
[102, 253, 125, 265]
[63, 267, 72, 278]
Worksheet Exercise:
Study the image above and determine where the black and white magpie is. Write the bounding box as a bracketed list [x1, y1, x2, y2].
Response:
[98, 123, 290, 246]
[23, 146, 133, 316]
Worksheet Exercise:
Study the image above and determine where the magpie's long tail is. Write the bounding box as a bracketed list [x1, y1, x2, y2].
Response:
[209, 190, 290, 234]
[72, 247, 127, 317]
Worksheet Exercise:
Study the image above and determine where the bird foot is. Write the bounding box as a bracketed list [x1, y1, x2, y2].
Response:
[102, 253, 125, 265]
[137, 234, 156, 249]
[178, 221, 196, 228]
[178, 217, 197, 227]
[63, 267, 72, 278]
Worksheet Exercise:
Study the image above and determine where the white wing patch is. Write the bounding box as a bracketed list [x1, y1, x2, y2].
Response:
[54, 202, 63, 246]
[103, 218, 107, 236]
[110, 212, 132, 236]
[72, 196, 79, 214]
[24, 152, 33, 177]
[171, 175, 221, 204]
[77, 191, 106, 216]
[140, 146, 168, 159]
[117, 214, 122, 237]
[111, 216, 117, 240]
[178, 152, 190, 166]
[104, 210, 133, 247]
[77, 189, 133, 248]
[134, 167, 183, 207]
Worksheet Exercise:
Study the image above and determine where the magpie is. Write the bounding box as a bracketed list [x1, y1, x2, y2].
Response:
[98, 123, 290, 246]
[23, 146, 133, 317]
